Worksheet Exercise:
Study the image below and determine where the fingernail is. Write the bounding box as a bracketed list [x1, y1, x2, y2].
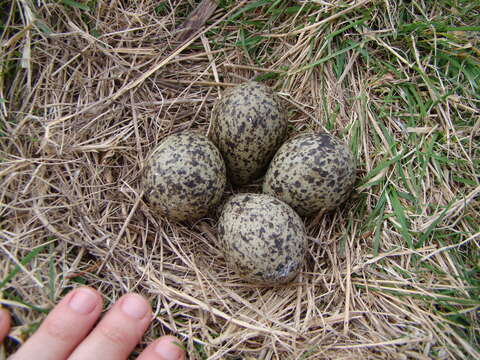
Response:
[68, 288, 98, 314]
[155, 337, 183, 360]
[121, 294, 149, 319]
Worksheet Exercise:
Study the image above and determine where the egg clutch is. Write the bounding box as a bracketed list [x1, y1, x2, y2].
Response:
[142, 82, 356, 285]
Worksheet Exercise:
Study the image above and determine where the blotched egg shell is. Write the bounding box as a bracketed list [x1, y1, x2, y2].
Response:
[263, 133, 356, 216]
[209, 82, 287, 185]
[142, 131, 226, 222]
[218, 193, 307, 285]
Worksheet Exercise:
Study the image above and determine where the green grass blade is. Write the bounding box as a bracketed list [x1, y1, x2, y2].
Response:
[290, 40, 365, 74]
[61, 0, 91, 12]
[389, 188, 413, 248]
[0, 244, 48, 289]
[227, 0, 271, 21]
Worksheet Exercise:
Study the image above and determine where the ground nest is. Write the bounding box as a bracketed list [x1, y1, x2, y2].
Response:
[1, 1, 479, 359]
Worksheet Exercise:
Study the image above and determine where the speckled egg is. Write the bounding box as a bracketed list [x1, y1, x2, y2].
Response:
[209, 82, 287, 185]
[142, 132, 226, 222]
[218, 193, 307, 285]
[263, 133, 356, 217]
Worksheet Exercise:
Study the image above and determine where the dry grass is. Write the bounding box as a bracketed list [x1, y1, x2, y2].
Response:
[1, 0, 479, 359]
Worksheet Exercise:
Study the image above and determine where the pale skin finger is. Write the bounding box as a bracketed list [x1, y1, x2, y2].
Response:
[0, 308, 11, 343]
[12, 286, 103, 360]
[4, 289, 185, 360]
[136, 335, 186, 360]
[68, 293, 152, 360]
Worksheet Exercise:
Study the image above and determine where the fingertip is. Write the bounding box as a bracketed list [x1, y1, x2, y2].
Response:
[67, 286, 103, 315]
[71, 286, 103, 304]
[0, 307, 12, 343]
[120, 293, 151, 320]
[138, 335, 185, 360]
[67, 292, 152, 359]
[155, 336, 185, 360]
[13, 286, 104, 359]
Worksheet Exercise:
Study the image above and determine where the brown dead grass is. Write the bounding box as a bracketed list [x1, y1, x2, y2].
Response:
[1, 0, 479, 359]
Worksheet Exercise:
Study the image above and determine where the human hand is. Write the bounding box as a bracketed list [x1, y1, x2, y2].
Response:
[0, 287, 185, 360]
